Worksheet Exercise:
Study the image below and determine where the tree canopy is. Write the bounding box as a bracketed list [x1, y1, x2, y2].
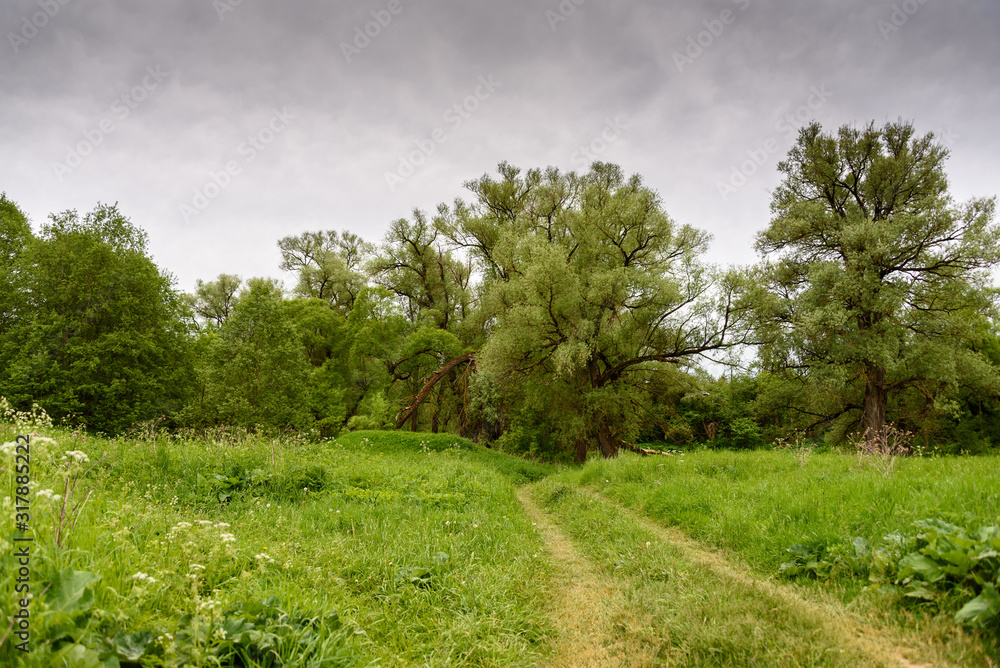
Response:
[0, 203, 194, 432]
[2, 130, 998, 456]
[755, 120, 1000, 443]
[453, 162, 757, 460]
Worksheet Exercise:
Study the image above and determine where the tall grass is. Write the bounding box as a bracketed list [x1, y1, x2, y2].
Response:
[552, 448, 1000, 660]
[0, 427, 556, 666]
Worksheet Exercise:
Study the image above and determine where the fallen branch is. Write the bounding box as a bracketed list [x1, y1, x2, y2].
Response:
[395, 352, 477, 429]
[620, 440, 675, 457]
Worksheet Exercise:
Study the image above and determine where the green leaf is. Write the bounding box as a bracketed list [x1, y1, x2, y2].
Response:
[898, 553, 945, 583]
[954, 583, 1000, 627]
[397, 566, 434, 587]
[903, 583, 937, 601]
[914, 518, 964, 536]
[51, 642, 111, 668]
[110, 630, 153, 661]
[852, 537, 870, 559]
[46, 568, 100, 614]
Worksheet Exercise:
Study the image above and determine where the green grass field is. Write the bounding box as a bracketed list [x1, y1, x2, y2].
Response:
[1, 426, 998, 666]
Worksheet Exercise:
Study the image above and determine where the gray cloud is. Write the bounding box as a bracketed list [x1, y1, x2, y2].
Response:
[2, 0, 998, 289]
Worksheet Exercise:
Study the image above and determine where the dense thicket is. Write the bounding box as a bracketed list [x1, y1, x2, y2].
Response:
[1, 120, 998, 457]
[0, 202, 194, 433]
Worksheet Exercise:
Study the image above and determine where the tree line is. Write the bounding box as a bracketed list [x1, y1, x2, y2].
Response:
[2, 119, 998, 460]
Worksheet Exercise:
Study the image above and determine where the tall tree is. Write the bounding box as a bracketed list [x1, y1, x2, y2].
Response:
[191, 279, 312, 430]
[278, 230, 372, 314]
[368, 211, 472, 332]
[0, 203, 194, 432]
[457, 162, 755, 460]
[190, 274, 242, 328]
[0, 194, 33, 337]
[756, 120, 1000, 442]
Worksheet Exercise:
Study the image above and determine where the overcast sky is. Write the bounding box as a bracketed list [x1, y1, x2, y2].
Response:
[2, 0, 998, 293]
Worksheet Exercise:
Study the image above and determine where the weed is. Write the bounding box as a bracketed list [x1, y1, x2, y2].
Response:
[774, 429, 813, 467]
[853, 423, 913, 477]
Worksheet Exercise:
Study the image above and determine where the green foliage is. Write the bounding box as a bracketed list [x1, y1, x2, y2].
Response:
[719, 416, 763, 449]
[755, 120, 1000, 444]
[278, 229, 372, 315]
[897, 520, 1000, 628]
[336, 430, 554, 484]
[188, 280, 312, 430]
[270, 463, 331, 499]
[368, 212, 471, 332]
[0, 203, 195, 433]
[777, 519, 1000, 631]
[189, 273, 242, 329]
[395, 552, 451, 590]
[200, 467, 270, 504]
[282, 298, 353, 435]
[0, 193, 33, 337]
[458, 162, 755, 460]
[151, 598, 359, 667]
[0, 567, 114, 667]
[0, 427, 557, 666]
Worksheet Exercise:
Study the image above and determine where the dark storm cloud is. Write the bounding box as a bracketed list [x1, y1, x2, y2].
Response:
[1, 0, 998, 289]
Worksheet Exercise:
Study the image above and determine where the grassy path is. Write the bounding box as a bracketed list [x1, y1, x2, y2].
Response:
[576, 488, 935, 668]
[522, 481, 949, 667]
[517, 487, 657, 667]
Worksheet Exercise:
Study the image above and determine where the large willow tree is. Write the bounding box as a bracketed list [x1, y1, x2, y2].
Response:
[756, 120, 1000, 442]
[445, 162, 755, 461]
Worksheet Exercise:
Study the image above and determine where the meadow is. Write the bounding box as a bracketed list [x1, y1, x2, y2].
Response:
[1, 422, 998, 666]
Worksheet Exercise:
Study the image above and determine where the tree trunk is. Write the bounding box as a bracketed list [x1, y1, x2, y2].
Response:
[596, 422, 619, 458]
[861, 363, 887, 441]
[431, 391, 439, 434]
[574, 439, 588, 464]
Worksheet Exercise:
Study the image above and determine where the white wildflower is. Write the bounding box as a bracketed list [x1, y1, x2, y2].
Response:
[189, 564, 206, 572]
[219, 533, 236, 544]
[196, 599, 221, 612]
[35, 489, 62, 502]
[63, 450, 89, 463]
